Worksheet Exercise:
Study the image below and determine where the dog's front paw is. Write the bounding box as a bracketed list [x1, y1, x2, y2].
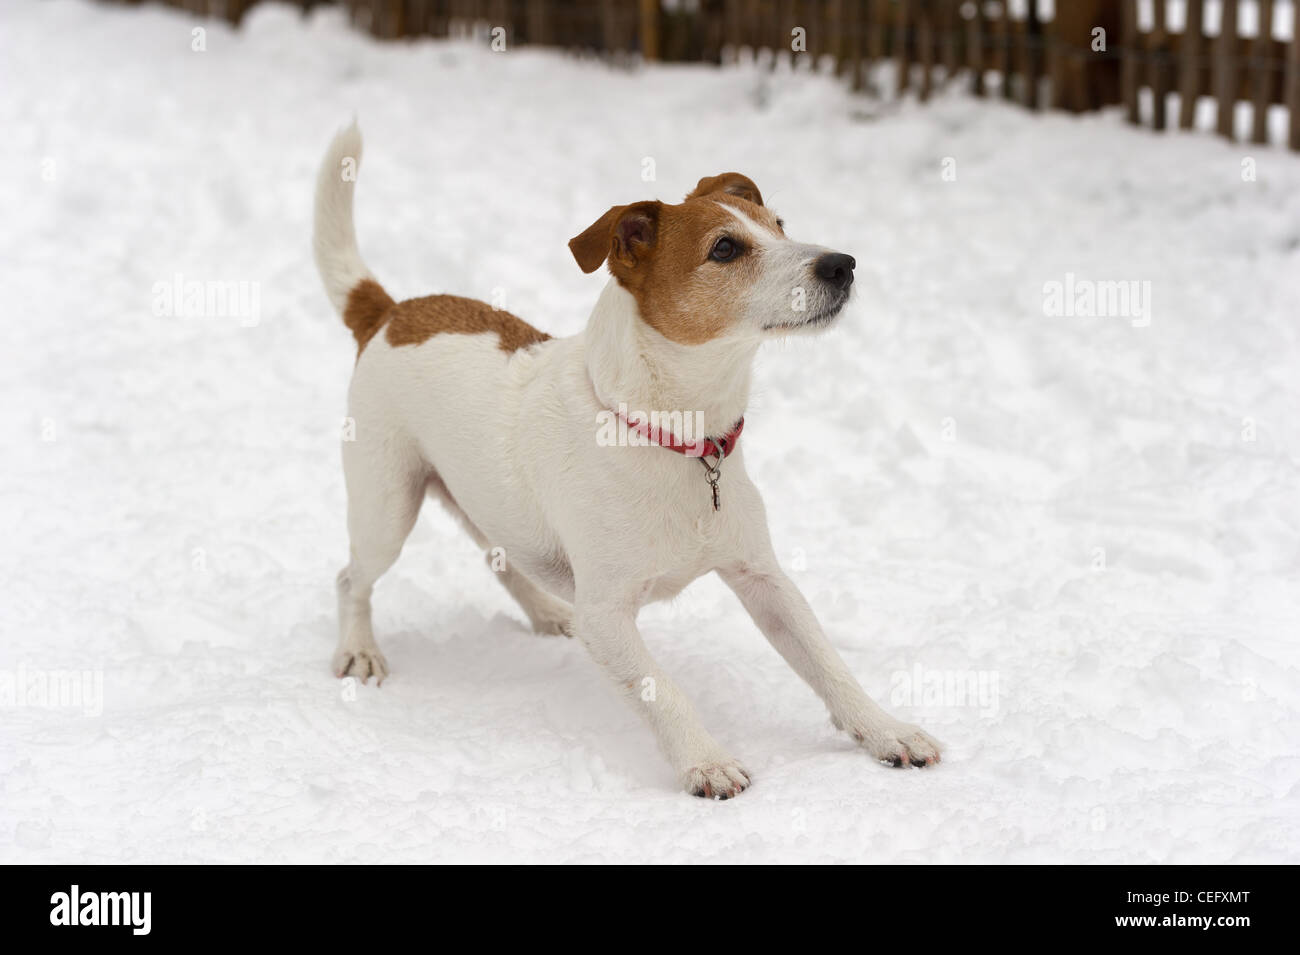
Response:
[333, 646, 389, 685]
[683, 759, 751, 800]
[852, 721, 942, 768]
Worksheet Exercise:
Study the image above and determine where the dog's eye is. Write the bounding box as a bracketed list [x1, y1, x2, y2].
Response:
[710, 237, 739, 262]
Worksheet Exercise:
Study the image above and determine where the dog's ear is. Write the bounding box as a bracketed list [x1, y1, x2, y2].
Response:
[568, 201, 661, 274]
[686, 173, 763, 207]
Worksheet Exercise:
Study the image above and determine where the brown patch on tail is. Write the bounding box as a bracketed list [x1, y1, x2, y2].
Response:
[343, 279, 396, 353]
[385, 295, 551, 353]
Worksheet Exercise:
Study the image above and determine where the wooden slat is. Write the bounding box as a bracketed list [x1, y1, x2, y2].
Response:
[940, 0, 958, 80]
[600, 0, 618, 56]
[1290, 2, 1300, 149]
[528, 0, 549, 46]
[1121, 0, 1139, 123]
[967, 0, 982, 96]
[797, 0, 816, 65]
[1150, 0, 1168, 130]
[995, 0, 1011, 99]
[850, 0, 866, 90]
[424, 0, 444, 37]
[780, 0, 796, 70]
[829, 0, 846, 75]
[1215, 0, 1239, 138]
[819, 0, 834, 68]
[1048, 0, 1100, 113]
[1023, 0, 1041, 109]
[1178, 0, 1204, 128]
[735, 0, 749, 58]
[405, 0, 424, 35]
[1045, 0, 1066, 109]
[968, 0, 985, 97]
[1250, 0, 1275, 144]
[760, 0, 771, 57]
[815, 0, 831, 69]
[638, 0, 656, 60]
[919, 1, 934, 101]
[723, 0, 741, 62]
[869, 0, 886, 64]
[895, 0, 912, 93]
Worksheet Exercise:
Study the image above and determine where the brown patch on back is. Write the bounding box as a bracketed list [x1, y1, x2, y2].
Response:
[343, 279, 396, 353]
[384, 294, 551, 353]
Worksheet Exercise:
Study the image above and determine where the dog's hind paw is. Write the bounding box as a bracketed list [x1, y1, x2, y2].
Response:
[333, 646, 389, 685]
[683, 759, 751, 800]
[525, 597, 574, 638]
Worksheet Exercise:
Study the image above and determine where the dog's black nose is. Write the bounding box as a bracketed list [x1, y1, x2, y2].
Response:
[814, 253, 855, 291]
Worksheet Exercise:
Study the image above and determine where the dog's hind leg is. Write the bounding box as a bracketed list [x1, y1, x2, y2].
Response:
[487, 556, 573, 637]
[425, 472, 573, 636]
[334, 421, 427, 685]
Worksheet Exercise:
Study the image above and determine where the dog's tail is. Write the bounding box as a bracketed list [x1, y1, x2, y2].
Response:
[313, 121, 393, 347]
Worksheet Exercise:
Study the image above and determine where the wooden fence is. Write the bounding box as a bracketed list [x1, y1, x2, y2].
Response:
[118, 1, 1300, 150]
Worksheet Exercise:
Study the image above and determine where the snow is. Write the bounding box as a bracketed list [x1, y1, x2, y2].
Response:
[3, 0, 1299, 864]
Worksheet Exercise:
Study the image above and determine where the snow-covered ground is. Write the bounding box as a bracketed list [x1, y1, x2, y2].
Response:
[3, 0, 1299, 864]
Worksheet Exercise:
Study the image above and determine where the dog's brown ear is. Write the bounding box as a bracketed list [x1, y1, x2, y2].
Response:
[687, 173, 763, 207]
[568, 201, 661, 274]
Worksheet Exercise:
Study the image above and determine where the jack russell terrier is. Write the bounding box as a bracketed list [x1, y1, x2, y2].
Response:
[312, 123, 941, 798]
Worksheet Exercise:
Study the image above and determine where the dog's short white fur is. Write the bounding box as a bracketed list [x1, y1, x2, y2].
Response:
[312, 123, 941, 797]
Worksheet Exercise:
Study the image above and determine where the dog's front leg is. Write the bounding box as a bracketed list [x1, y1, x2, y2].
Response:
[574, 594, 751, 798]
[719, 560, 942, 768]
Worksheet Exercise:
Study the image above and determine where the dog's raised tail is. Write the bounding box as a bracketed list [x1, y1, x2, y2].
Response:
[313, 121, 393, 348]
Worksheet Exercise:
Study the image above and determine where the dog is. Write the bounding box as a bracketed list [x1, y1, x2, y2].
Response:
[312, 123, 941, 797]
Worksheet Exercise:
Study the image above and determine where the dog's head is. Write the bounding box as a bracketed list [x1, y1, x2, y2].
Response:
[569, 173, 854, 345]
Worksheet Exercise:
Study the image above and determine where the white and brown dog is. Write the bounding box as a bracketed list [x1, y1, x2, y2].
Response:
[313, 123, 941, 797]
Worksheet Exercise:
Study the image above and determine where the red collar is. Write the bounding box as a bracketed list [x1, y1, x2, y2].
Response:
[616, 409, 744, 460]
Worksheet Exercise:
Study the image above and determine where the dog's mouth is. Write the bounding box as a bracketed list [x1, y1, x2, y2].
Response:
[762, 291, 850, 334]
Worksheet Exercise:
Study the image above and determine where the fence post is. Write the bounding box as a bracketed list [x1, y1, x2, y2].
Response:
[829, 0, 846, 75]
[1023, 0, 1041, 109]
[968, 0, 985, 96]
[1249, 0, 1274, 144]
[1178, 0, 1203, 128]
[919, 0, 934, 101]
[1289, 5, 1300, 149]
[849, 0, 866, 90]
[639, 0, 658, 60]
[1215, 0, 1239, 139]
[1149, 0, 1168, 129]
[940, 0, 958, 80]
[995, 0, 1011, 99]
[1121, 0, 1139, 124]
[528, 2, 549, 46]
[869, 0, 885, 62]
[1046, 2, 1067, 109]
[798, 0, 818, 66]
[895, 0, 911, 94]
